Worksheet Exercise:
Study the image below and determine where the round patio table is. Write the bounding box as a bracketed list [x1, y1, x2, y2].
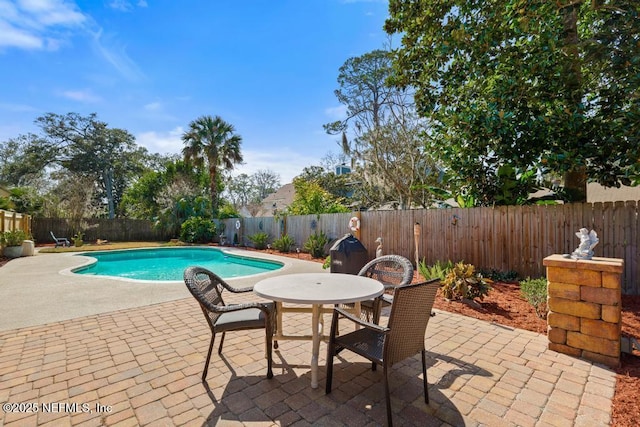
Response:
[254, 272, 384, 388]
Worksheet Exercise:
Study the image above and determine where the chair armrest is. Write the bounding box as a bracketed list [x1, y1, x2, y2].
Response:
[380, 294, 394, 305]
[212, 301, 272, 315]
[231, 286, 254, 293]
[220, 282, 254, 293]
[334, 308, 390, 334]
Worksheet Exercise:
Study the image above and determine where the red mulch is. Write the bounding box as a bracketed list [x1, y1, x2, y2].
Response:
[2, 249, 638, 426]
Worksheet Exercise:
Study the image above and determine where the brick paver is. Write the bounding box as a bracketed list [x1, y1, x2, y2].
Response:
[0, 291, 616, 426]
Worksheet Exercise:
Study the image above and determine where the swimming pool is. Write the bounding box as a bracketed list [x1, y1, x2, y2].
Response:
[72, 247, 283, 281]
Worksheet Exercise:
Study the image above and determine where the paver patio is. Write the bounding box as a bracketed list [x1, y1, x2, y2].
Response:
[0, 252, 617, 426]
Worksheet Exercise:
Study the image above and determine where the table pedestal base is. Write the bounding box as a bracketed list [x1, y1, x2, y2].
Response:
[273, 302, 362, 388]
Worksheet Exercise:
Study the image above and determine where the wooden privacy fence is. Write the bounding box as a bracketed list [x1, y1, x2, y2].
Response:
[224, 201, 640, 295]
[30, 201, 640, 294]
[31, 218, 168, 244]
[218, 213, 353, 249]
[0, 209, 31, 235]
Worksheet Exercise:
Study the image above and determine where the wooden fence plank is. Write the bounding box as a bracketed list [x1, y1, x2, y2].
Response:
[623, 201, 636, 294]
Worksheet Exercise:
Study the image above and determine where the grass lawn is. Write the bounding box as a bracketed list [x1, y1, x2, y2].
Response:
[37, 241, 172, 253]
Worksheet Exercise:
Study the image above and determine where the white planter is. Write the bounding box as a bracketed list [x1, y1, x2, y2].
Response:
[3, 245, 23, 258]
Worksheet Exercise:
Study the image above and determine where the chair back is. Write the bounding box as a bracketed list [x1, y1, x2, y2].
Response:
[384, 279, 440, 365]
[184, 266, 227, 325]
[358, 255, 414, 286]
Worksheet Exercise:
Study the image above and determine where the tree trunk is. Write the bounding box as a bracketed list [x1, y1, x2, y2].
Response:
[563, 169, 587, 202]
[104, 167, 115, 219]
[560, 2, 587, 202]
[209, 166, 218, 216]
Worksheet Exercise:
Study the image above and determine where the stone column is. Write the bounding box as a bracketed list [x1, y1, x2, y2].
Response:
[543, 254, 624, 368]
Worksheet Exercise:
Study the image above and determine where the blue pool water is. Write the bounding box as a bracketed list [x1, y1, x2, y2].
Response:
[73, 247, 283, 281]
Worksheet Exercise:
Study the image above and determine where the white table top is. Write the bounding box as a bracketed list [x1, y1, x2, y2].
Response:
[253, 273, 384, 304]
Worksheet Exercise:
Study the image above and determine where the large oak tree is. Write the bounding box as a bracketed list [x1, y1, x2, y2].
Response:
[385, 0, 640, 204]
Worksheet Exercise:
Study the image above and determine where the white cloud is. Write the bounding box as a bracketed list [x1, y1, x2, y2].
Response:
[91, 28, 144, 81]
[231, 149, 317, 184]
[324, 105, 347, 120]
[58, 89, 101, 102]
[108, 0, 132, 12]
[21, 0, 86, 26]
[0, 0, 86, 50]
[107, 0, 147, 11]
[0, 102, 38, 112]
[144, 101, 162, 111]
[136, 127, 184, 155]
[0, 21, 41, 48]
[0, 1, 145, 82]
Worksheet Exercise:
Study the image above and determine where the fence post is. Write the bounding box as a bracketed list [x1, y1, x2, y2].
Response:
[414, 222, 421, 267]
[0, 210, 4, 232]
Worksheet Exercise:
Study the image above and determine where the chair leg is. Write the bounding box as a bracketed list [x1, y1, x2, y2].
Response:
[266, 324, 273, 379]
[272, 310, 278, 350]
[325, 340, 335, 394]
[373, 298, 382, 325]
[383, 364, 393, 427]
[217, 332, 225, 354]
[422, 350, 429, 404]
[203, 332, 216, 381]
[326, 310, 340, 394]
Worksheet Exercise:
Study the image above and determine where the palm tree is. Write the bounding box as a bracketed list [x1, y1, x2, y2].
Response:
[182, 115, 243, 215]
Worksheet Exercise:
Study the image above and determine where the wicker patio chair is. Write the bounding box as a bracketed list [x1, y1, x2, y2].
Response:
[345, 254, 414, 324]
[183, 266, 275, 380]
[326, 279, 440, 427]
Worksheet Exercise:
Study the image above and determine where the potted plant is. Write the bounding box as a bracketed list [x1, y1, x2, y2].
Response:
[1, 229, 29, 258]
[73, 231, 84, 247]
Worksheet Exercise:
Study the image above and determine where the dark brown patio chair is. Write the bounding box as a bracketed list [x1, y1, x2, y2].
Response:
[326, 279, 440, 427]
[183, 266, 275, 380]
[346, 254, 414, 324]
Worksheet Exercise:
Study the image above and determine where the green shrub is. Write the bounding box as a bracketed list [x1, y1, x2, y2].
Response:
[322, 255, 331, 269]
[0, 229, 29, 247]
[273, 234, 295, 253]
[478, 267, 519, 282]
[248, 232, 269, 250]
[520, 277, 548, 319]
[418, 259, 454, 280]
[180, 217, 216, 243]
[73, 231, 84, 247]
[304, 231, 329, 258]
[442, 262, 492, 301]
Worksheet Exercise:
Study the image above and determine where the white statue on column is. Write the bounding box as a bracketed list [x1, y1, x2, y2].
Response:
[569, 228, 599, 260]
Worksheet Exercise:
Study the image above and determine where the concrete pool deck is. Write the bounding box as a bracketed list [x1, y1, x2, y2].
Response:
[0, 248, 323, 332]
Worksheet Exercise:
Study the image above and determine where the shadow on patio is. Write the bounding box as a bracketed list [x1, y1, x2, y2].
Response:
[0, 290, 615, 426]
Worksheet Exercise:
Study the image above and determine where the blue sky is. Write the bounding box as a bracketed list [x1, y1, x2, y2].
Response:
[0, 0, 391, 184]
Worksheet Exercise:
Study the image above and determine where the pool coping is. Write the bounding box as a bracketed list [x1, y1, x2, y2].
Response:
[63, 246, 288, 284]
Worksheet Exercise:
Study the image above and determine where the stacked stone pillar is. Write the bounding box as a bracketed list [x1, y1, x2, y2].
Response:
[543, 254, 624, 367]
